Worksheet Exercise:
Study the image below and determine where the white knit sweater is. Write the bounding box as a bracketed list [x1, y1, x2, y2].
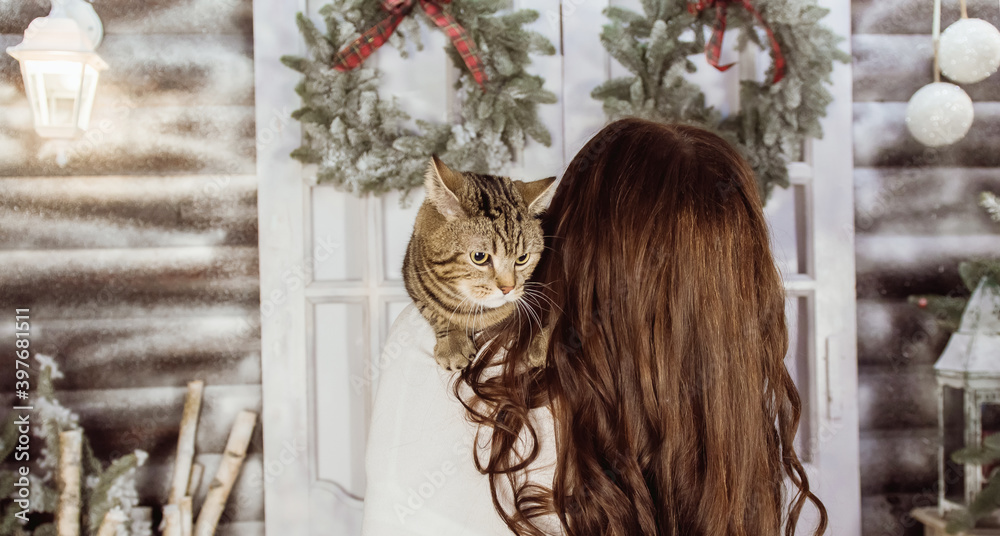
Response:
[361, 303, 561, 536]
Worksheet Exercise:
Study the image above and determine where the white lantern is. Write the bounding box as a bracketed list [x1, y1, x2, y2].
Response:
[905, 82, 975, 147]
[6, 0, 107, 139]
[935, 278, 1000, 513]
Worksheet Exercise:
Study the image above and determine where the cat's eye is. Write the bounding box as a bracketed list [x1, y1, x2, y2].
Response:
[515, 253, 530, 265]
[471, 252, 490, 265]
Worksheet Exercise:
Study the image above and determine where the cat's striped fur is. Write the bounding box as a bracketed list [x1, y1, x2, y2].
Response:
[403, 157, 555, 370]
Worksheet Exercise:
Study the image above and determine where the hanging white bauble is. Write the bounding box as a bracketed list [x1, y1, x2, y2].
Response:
[939, 18, 1000, 84]
[905, 82, 974, 147]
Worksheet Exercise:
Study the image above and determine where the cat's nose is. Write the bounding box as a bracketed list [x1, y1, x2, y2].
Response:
[499, 285, 515, 295]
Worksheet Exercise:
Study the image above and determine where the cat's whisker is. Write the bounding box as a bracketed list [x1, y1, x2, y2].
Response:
[523, 288, 564, 315]
[448, 295, 473, 327]
[523, 286, 561, 310]
[522, 299, 550, 339]
[521, 300, 541, 335]
[517, 294, 542, 333]
[519, 288, 548, 311]
[462, 304, 473, 336]
[468, 304, 479, 337]
[470, 304, 484, 340]
[464, 302, 479, 337]
[524, 283, 556, 299]
[519, 294, 541, 317]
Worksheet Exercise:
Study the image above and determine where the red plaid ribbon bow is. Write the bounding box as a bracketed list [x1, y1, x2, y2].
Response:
[687, 0, 786, 84]
[331, 0, 488, 88]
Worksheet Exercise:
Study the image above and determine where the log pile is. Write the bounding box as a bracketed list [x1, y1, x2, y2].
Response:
[159, 380, 258, 536]
[47, 379, 257, 536]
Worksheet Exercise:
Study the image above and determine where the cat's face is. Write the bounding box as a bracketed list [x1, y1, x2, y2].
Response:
[443, 213, 544, 309]
[419, 157, 555, 310]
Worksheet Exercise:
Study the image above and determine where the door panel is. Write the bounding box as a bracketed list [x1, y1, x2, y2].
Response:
[786, 293, 815, 463]
[312, 300, 368, 495]
[312, 187, 366, 282]
[381, 190, 424, 282]
[256, 1, 859, 534]
[766, 184, 806, 276]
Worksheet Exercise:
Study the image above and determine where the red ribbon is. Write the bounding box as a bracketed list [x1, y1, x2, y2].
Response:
[331, 0, 488, 89]
[687, 0, 786, 84]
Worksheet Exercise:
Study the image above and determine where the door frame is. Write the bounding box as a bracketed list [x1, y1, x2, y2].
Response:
[253, 0, 318, 533]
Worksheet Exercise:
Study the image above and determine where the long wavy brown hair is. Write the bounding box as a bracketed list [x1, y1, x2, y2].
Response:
[457, 118, 827, 536]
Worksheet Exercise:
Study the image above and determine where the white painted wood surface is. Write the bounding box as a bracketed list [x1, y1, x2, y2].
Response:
[254, 1, 860, 534]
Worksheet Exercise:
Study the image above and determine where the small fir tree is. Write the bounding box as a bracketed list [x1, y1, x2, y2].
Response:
[0, 355, 148, 535]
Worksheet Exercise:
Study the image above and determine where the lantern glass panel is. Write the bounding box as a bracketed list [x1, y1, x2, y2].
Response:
[981, 403, 1000, 481]
[943, 385, 965, 505]
[22, 59, 100, 137]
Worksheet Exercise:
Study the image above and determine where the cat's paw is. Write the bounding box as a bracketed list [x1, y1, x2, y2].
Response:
[434, 335, 477, 371]
[527, 343, 547, 368]
[434, 350, 471, 371]
[526, 327, 550, 368]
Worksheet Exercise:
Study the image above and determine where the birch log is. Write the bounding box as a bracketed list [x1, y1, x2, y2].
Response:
[129, 507, 153, 536]
[56, 430, 82, 536]
[95, 508, 127, 536]
[187, 462, 204, 498]
[179, 496, 193, 536]
[193, 410, 257, 536]
[169, 380, 205, 504]
[162, 504, 182, 536]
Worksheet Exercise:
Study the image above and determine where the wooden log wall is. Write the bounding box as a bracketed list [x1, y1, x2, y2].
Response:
[0, 0, 263, 533]
[854, 1, 1000, 534]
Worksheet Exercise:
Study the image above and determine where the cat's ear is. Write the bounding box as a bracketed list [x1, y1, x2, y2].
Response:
[424, 156, 466, 221]
[515, 176, 557, 216]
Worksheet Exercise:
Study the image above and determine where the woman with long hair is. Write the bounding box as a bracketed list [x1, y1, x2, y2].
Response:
[361, 118, 826, 536]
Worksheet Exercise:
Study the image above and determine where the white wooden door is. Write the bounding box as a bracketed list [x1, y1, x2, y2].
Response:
[254, 0, 860, 534]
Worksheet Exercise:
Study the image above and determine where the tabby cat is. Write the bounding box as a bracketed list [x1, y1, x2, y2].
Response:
[403, 156, 555, 370]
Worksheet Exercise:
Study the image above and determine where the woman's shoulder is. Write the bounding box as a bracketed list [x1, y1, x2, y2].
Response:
[376, 304, 435, 372]
[387, 302, 432, 345]
[370, 302, 449, 403]
[364, 303, 564, 536]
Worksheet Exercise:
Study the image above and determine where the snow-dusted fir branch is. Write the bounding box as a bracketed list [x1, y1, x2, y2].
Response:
[981, 191, 1000, 223]
[0, 355, 149, 534]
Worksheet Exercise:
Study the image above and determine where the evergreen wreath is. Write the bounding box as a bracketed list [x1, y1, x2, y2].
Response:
[282, 0, 557, 197]
[592, 0, 850, 200]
